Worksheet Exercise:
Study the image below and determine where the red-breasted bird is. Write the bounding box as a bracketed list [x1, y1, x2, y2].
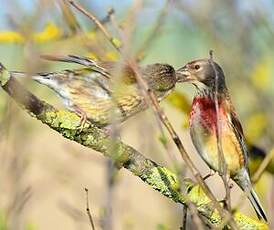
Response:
[177, 59, 267, 221]
[7, 55, 177, 127]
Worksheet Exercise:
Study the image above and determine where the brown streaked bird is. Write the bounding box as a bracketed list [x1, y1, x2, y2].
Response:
[177, 59, 267, 221]
[8, 55, 177, 127]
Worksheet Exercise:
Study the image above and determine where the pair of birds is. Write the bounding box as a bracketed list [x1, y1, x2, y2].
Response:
[5, 54, 267, 222]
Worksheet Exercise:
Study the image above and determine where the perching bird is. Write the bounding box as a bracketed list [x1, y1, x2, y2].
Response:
[8, 55, 177, 127]
[177, 59, 267, 221]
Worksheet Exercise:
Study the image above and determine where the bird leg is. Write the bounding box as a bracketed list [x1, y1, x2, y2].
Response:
[73, 105, 88, 131]
[103, 124, 121, 138]
[228, 179, 234, 189]
[202, 169, 215, 181]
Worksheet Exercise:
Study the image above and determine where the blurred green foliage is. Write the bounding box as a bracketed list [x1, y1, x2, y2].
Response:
[0, 212, 7, 230]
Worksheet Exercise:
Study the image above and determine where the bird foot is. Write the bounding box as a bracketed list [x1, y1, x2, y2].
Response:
[103, 124, 121, 137]
[203, 169, 215, 181]
[228, 179, 234, 189]
[78, 113, 88, 131]
[219, 199, 225, 206]
[73, 106, 88, 131]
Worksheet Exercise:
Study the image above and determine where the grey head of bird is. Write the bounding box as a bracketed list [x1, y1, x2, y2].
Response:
[176, 59, 227, 92]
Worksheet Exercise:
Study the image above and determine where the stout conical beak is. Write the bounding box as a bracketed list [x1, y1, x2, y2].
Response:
[176, 65, 191, 82]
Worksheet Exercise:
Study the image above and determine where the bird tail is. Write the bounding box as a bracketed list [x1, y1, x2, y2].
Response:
[0, 65, 45, 86]
[9, 71, 50, 82]
[235, 169, 267, 222]
[8, 71, 63, 91]
[248, 187, 268, 222]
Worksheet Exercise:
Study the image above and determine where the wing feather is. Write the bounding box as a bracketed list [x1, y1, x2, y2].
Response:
[228, 109, 249, 167]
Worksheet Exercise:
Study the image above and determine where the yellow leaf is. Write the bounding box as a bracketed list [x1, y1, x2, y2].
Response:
[105, 51, 118, 61]
[251, 58, 271, 90]
[181, 117, 189, 129]
[33, 22, 62, 43]
[86, 52, 98, 61]
[245, 113, 267, 143]
[167, 91, 191, 114]
[0, 31, 24, 43]
[112, 37, 122, 48]
[85, 31, 96, 40]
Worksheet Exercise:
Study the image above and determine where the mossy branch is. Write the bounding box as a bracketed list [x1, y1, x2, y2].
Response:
[0, 75, 268, 229]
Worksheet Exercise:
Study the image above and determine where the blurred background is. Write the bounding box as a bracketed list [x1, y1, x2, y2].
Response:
[0, 0, 273, 229]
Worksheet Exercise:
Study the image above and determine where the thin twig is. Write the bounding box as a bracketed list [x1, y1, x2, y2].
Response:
[136, 0, 169, 61]
[186, 202, 206, 230]
[67, 0, 121, 53]
[252, 148, 274, 183]
[65, 1, 237, 228]
[100, 7, 115, 25]
[209, 50, 233, 225]
[102, 160, 115, 230]
[179, 190, 205, 230]
[59, 0, 82, 34]
[84, 188, 96, 230]
[180, 203, 205, 230]
[181, 205, 188, 230]
[209, 50, 231, 207]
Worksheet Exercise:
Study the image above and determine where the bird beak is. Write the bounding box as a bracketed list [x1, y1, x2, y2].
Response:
[176, 65, 191, 82]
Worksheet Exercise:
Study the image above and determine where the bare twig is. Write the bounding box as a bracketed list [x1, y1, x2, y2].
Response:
[136, 0, 169, 61]
[252, 148, 274, 183]
[209, 50, 233, 226]
[67, 0, 121, 53]
[84, 188, 96, 230]
[59, 0, 82, 34]
[101, 7, 115, 25]
[180, 205, 188, 230]
[102, 160, 115, 230]
[187, 203, 205, 230]
[209, 50, 231, 207]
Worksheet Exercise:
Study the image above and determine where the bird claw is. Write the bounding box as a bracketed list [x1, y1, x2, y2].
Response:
[78, 113, 87, 131]
[219, 199, 226, 206]
[103, 125, 112, 136]
[228, 179, 234, 189]
[203, 169, 215, 181]
[73, 106, 88, 131]
[103, 124, 121, 138]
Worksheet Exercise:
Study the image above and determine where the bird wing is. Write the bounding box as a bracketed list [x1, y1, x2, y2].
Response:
[228, 109, 249, 167]
[41, 54, 111, 78]
[41, 54, 138, 84]
[228, 108, 268, 222]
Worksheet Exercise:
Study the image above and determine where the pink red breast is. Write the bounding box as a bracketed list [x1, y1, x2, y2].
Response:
[190, 96, 227, 133]
[189, 95, 246, 174]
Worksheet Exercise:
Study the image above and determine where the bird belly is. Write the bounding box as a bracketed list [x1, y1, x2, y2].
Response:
[190, 102, 244, 176]
[69, 89, 145, 127]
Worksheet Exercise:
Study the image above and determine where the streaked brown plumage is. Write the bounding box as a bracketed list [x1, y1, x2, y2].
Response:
[10, 55, 177, 127]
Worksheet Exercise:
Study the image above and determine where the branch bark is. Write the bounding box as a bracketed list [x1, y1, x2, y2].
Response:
[0, 75, 268, 229]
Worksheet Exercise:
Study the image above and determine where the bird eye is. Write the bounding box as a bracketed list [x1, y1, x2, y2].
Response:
[194, 64, 200, 70]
